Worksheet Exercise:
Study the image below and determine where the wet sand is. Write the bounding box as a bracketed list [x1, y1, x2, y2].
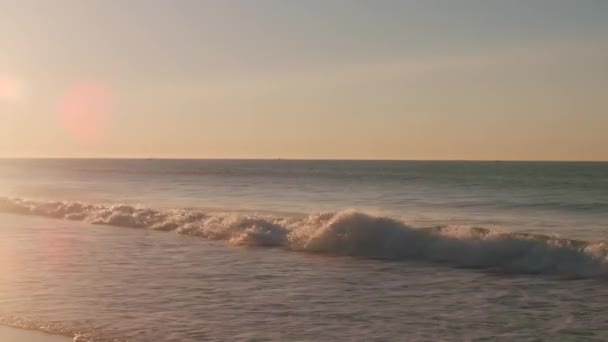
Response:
[0, 325, 71, 342]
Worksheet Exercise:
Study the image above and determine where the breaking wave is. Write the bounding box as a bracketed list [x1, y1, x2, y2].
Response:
[2, 197, 608, 278]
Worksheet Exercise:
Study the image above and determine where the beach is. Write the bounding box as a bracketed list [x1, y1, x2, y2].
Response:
[2, 0, 606, 340]
[0, 326, 70, 342]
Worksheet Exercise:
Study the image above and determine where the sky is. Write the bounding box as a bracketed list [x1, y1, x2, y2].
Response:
[0, 0, 607, 160]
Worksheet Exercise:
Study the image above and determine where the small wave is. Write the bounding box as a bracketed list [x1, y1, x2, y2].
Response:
[0, 314, 121, 342]
[1, 197, 608, 278]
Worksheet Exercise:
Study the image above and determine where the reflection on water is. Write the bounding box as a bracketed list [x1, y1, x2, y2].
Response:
[2, 214, 608, 341]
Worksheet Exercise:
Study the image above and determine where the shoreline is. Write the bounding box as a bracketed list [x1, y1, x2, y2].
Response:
[0, 325, 71, 342]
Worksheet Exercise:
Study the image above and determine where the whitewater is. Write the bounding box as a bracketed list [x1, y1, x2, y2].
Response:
[1, 159, 607, 341]
[2, 197, 608, 279]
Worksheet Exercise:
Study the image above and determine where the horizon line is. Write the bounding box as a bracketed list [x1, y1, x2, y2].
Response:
[0, 157, 607, 163]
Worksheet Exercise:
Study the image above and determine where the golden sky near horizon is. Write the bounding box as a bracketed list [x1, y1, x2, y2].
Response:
[1, 1, 607, 160]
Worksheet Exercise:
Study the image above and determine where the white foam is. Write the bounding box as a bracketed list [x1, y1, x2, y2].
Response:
[2, 197, 607, 278]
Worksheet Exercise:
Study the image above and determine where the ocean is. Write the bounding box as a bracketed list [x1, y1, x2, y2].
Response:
[1, 159, 607, 341]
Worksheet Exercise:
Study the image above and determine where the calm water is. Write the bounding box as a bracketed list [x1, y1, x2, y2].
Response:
[1, 159, 607, 341]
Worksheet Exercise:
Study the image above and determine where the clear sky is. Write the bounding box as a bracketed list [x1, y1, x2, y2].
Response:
[1, 0, 607, 160]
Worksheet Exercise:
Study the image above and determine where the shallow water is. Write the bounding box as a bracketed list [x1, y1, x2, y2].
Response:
[0, 325, 69, 342]
[3, 214, 608, 341]
[1, 160, 607, 340]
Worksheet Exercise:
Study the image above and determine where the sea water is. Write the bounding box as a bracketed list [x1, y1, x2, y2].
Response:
[0, 159, 607, 341]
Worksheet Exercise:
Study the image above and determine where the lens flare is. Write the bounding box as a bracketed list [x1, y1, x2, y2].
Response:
[58, 82, 112, 144]
[0, 76, 22, 102]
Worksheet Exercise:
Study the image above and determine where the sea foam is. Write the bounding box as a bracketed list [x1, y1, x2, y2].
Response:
[1, 197, 607, 278]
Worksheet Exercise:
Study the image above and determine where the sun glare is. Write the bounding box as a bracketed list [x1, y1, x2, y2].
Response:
[58, 82, 112, 144]
[0, 76, 23, 102]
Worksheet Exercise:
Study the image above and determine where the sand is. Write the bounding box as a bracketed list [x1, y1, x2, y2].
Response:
[0, 325, 71, 342]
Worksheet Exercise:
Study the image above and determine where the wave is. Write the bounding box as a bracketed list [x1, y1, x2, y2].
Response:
[1, 197, 608, 278]
[0, 314, 114, 342]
